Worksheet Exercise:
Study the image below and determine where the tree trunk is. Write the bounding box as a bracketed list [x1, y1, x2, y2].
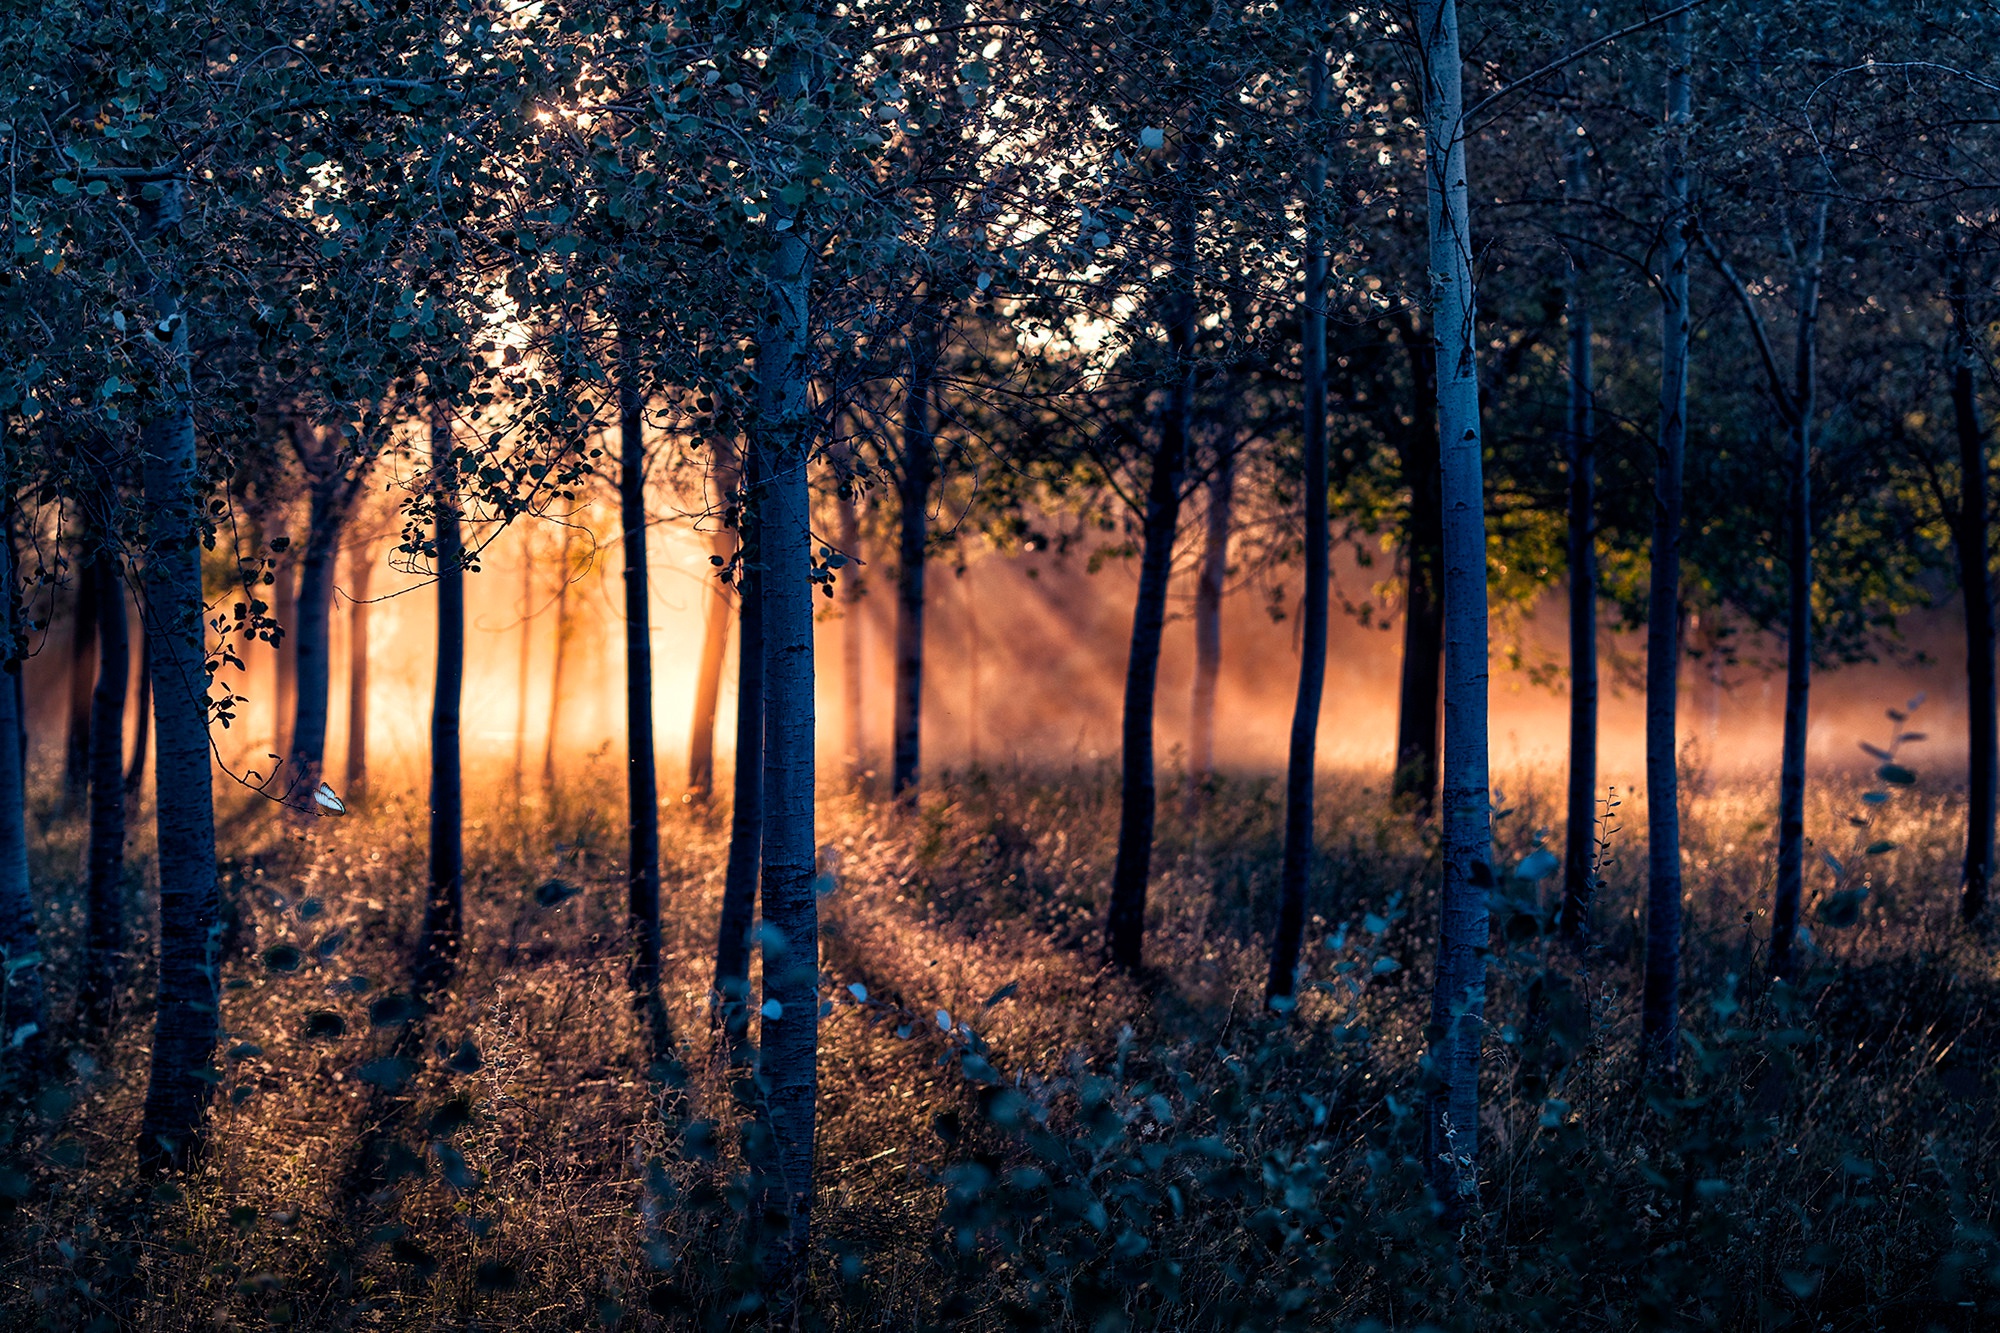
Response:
[271, 547, 296, 766]
[1559, 127, 1599, 946]
[1418, 0, 1492, 1217]
[137, 178, 222, 1174]
[751, 77, 821, 1274]
[126, 624, 151, 795]
[1392, 318, 1444, 816]
[1642, 14, 1690, 1074]
[85, 543, 129, 1026]
[892, 312, 937, 798]
[1105, 194, 1197, 975]
[687, 526, 734, 804]
[284, 480, 350, 794]
[1267, 53, 1330, 1008]
[0, 476, 40, 1067]
[1186, 452, 1234, 815]
[541, 526, 574, 805]
[344, 543, 372, 810]
[61, 558, 100, 816]
[713, 444, 763, 1049]
[514, 530, 531, 807]
[618, 325, 664, 1016]
[1769, 204, 1827, 981]
[836, 459, 865, 784]
[1952, 281, 1994, 922]
[416, 411, 463, 999]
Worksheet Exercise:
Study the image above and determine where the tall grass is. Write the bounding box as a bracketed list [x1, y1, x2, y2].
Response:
[2, 754, 1996, 1329]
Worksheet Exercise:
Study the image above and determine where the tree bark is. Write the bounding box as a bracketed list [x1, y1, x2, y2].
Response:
[892, 310, 937, 798]
[1267, 53, 1330, 1008]
[85, 542, 129, 1026]
[1951, 275, 1994, 922]
[687, 525, 735, 804]
[1559, 126, 1599, 946]
[1769, 204, 1828, 981]
[1391, 317, 1444, 816]
[1105, 190, 1197, 975]
[618, 324, 664, 1016]
[416, 410, 463, 999]
[1186, 452, 1234, 814]
[751, 61, 821, 1273]
[271, 546, 296, 766]
[284, 474, 358, 794]
[126, 624, 151, 795]
[1418, 0, 1492, 1217]
[541, 526, 574, 805]
[1642, 13, 1690, 1073]
[713, 444, 763, 1050]
[61, 558, 100, 816]
[136, 178, 222, 1173]
[344, 543, 372, 810]
[0, 469, 40, 1067]
[836, 455, 865, 784]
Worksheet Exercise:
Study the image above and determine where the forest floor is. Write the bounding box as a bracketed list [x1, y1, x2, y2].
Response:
[2, 755, 1998, 1331]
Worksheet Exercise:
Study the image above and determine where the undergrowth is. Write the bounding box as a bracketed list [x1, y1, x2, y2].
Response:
[1, 754, 1996, 1330]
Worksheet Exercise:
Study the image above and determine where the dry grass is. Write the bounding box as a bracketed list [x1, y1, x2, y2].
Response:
[2, 752, 1997, 1330]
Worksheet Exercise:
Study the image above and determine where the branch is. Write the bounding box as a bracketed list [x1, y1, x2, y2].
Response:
[1463, 0, 1712, 129]
[1695, 226, 1800, 429]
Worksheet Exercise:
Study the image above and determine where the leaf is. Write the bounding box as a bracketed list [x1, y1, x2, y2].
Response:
[1877, 763, 1917, 786]
[1139, 127, 1165, 148]
[1858, 741, 1891, 760]
[534, 877, 579, 908]
[357, 1057, 417, 1093]
[1817, 887, 1868, 929]
[262, 944, 303, 973]
[1512, 849, 1560, 882]
[847, 982, 868, 1003]
[1864, 841, 1897, 855]
[1372, 956, 1402, 975]
[303, 1010, 346, 1040]
[1819, 850, 1846, 879]
[445, 1039, 483, 1075]
[369, 993, 421, 1027]
[760, 999, 783, 1021]
[982, 981, 1018, 1008]
[936, 1009, 952, 1032]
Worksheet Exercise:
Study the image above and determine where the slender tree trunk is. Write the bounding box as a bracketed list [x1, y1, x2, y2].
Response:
[1392, 321, 1444, 816]
[1105, 193, 1197, 974]
[892, 311, 937, 798]
[1559, 128, 1599, 946]
[137, 179, 222, 1173]
[61, 559, 100, 815]
[542, 527, 574, 804]
[1952, 282, 1994, 922]
[1642, 15, 1690, 1073]
[1418, 0, 1492, 1216]
[618, 325, 664, 1015]
[1186, 452, 1234, 815]
[1267, 53, 1331, 1008]
[836, 459, 865, 784]
[284, 482, 349, 794]
[752, 63, 821, 1272]
[713, 445, 763, 1048]
[416, 411, 463, 998]
[271, 547, 296, 765]
[126, 625, 150, 795]
[344, 543, 372, 810]
[514, 531, 531, 807]
[687, 526, 735, 804]
[85, 544, 129, 1026]
[1769, 203, 1827, 981]
[0, 466, 41, 1066]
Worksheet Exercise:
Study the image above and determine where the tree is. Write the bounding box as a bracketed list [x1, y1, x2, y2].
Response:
[1267, 50, 1332, 1009]
[1642, 6, 1692, 1074]
[0, 440, 39, 1068]
[617, 321, 664, 1032]
[134, 175, 222, 1174]
[1558, 118, 1599, 946]
[415, 406, 464, 999]
[83, 470, 129, 1026]
[1417, 0, 1492, 1216]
